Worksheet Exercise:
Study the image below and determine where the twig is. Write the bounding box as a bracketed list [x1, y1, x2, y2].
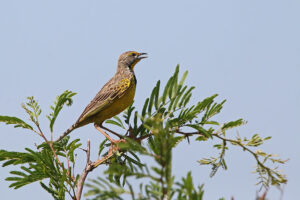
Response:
[211, 133, 273, 178]
[176, 130, 199, 136]
[65, 149, 72, 179]
[75, 140, 92, 200]
[75, 139, 122, 200]
[34, 124, 76, 194]
[137, 134, 152, 141]
[92, 144, 118, 168]
[176, 129, 269, 170]
[35, 124, 64, 169]
[175, 128, 285, 186]
[136, 128, 204, 142]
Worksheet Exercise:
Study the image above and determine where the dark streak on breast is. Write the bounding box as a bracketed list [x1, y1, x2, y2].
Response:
[133, 74, 137, 85]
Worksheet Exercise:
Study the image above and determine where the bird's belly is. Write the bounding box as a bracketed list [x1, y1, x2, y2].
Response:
[95, 85, 136, 123]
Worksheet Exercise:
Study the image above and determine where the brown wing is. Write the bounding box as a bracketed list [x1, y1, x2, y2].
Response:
[76, 76, 132, 124]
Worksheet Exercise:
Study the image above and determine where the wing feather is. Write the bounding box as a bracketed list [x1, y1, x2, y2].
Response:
[76, 76, 132, 124]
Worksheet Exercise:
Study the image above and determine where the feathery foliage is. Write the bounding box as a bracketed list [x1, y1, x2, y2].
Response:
[0, 66, 287, 200]
[0, 116, 33, 130]
[47, 90, 77, 133]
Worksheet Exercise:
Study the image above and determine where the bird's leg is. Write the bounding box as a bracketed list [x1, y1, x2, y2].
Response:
[100, 125, 123, 139]
[94, 124, 116, 143]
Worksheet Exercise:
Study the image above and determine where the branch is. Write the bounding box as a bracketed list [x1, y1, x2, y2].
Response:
[35, 123, 64, 170]
[176, 128, 287, 187]
[75, 139, 122, 200]
[76, 140, 92, 200]
[211, 133, 276, 184]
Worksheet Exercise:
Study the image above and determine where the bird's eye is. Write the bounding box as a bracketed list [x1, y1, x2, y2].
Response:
[131, 53, 136, 57]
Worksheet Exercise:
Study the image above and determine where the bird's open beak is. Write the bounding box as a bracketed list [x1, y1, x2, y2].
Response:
[138, 52, 148, 60]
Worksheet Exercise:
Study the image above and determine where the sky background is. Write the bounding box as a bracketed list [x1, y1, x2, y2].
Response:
[0, 0, 299, 199]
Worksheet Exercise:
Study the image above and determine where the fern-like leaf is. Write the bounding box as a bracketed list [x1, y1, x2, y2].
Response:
[47, 90, 76, 132]
[0, 116, 33, 130]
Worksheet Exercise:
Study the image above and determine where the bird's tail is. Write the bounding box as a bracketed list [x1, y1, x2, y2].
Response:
[55, 123, 77, 142]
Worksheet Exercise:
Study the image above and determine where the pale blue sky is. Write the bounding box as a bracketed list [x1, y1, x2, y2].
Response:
[0, 1, 299, 199]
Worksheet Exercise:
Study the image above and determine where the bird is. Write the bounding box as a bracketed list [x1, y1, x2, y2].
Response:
[56, 51, 147, 142]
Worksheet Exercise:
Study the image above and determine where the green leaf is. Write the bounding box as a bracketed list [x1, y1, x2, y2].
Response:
[186, 124, 212, 138]
[201, 97, 225, 123]
[142, 98, 149, 118]
[113, 116, 125, 128]
[203, 121, 219, 125]
[178, 86, 195, 108]
[10, 170, 27, 177]
[124, 154, 145, 168]
[66, 139, 81, 163]
[170, 136, 185, 148]
[47, 90, 76, 133]
[22, 97, 42, 125]
[148, 84, 157, 115]
[154, 80, 160, 110]
[98, 139, 108, 157]
[264, 136, 272, 141]
[0, 116, 33, 130]
[162, 76, 173, 104]
[124, 103, 135, 124]
[195, 94, 218, 114]
[40, 182, 58, 198]
[179, 70, 188, 87]
[185, 171, 193, 197]
[222, 118, 246, 130]
[133, 111, 138, 129]
[195, 135, 208, 142]
[0, 150, 34, 165]
[128, 151, 141, 162]
[105, 116, 125, 129]
[172, 86, 187, 111]
[169, 68, 178, 99]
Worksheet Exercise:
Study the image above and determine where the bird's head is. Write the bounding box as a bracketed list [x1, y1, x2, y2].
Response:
[118, 51, 147, 70]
